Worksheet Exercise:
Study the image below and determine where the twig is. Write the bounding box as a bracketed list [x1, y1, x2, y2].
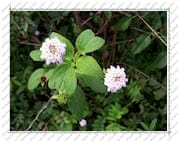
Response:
[136, 13, 167, 47]
[11, 18, 25, 36]
[96, 19, 110, 35]
[109, 39, 134, 46]
[20, 41, 41, 46]
[81, 11, 101, 26]
[25, 98, 52, 131]
[121, 62, 165, 88]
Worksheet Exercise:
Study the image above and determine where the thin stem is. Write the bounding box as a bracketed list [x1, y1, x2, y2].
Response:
[136, 13, 167, 47]
[11, 17, 25, 36]
[121, 62, 165, 89]
[20, 41, 41, 46]
[25, 98, 52, 131]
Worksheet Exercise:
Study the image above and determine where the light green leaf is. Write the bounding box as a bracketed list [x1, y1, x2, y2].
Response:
[76, 29, 95, 51]
[46, 69, 54, 80]
[150, 118, 157, 130]
[131, 34, 152, 54]
[76, 56, 103, 78]
[115, 16, 132, 31]
[50, 32, 74, 60]
[48, 64, 76, 94]
[68, 86, 88, 119]
[28, 68, 45, 91]
[75, 29, 105, 54]
[30, 50, 42, 61]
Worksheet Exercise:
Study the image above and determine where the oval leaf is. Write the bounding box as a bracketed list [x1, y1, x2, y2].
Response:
[131, 34, 152, 54]
[75, 29, 105, 54]
[116, 16, 132, 31]
[150, 118, 157, 130]
[78, 74, 107, 93]
[68, 86, 88, 119]
[76, 29, 95, 51]
[28, 68, 45, 91]
[48, 64, 76, 94]
[30, 50, 42, 61]
[76, 56, 103, 78]
[152, 51, 167, 69]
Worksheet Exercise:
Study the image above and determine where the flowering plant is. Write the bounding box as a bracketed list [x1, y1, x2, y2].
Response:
[28, 29, 128, 122]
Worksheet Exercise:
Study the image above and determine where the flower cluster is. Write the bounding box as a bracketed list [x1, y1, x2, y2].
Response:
[104, 65, 128, 93]
[40, 38, 66, 64]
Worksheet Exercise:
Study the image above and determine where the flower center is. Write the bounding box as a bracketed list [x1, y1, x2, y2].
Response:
[49, 45, 56, 54]
[114, 76, 121, 81]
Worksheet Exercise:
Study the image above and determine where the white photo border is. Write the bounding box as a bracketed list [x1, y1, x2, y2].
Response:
[1, 0, 178, 141]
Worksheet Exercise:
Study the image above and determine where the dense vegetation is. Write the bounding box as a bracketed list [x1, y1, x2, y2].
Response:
[10, 11, 167, 131]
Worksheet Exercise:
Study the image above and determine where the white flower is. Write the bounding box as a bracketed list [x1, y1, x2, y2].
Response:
[40, 38, 66, 64]
[79, 119, 87, 127]
[104, 65, 128, 93]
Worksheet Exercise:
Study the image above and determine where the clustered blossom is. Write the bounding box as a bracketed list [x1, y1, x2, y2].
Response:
[104, 65, 128, 93]
[40, 38, 66, 64]
[79, 119, 87, 127]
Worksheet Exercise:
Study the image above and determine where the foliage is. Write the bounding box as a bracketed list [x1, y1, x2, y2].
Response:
[10, 11, 167, 131]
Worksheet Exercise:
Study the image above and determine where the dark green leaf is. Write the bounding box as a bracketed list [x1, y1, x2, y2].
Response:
[140, 122, 150, 131]
[68, 86, 88, 119]
[154, 89, 166, 101]
[150, 118, 157, 130]
[151, 51, 167, 69]
[116, 16, 132, 31]
[131, 34, 152, 54]
[78, 74, 107, 93]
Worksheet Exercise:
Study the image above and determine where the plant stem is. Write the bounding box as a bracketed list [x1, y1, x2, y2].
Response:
[121, 62, 165, 88]
[136, 13, 167, 47]
[25, 98, 52, 131]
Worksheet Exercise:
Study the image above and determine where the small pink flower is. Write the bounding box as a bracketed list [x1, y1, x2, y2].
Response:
[104, 65, 128, 93]
[79, 119, 87, 127]
[40, 38, 66, 64]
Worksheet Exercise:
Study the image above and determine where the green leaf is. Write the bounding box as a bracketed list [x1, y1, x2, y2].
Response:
[76, 55, 103, 78]
[149, 118, 157, 130]
[131, 34, 152, 54]
[76, 29, 105, 54]
[154, 89, 166, 101]
[151, 51, 167, 69]
[76, 29, 94, 50]
[106, 123, 126, 131]
[48, 64, 77, 94]
[115, 16, 132, 31]
[30, 50, 42, 61]
[68, 86, 88, 119]
[46, 69, 54, 80]
[140, 122, 150, 131]
[78, 74, 107, 93]
[28, 68, 45, 91]
[52, 93, 69, 105]
[50, 32, 74, 60]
